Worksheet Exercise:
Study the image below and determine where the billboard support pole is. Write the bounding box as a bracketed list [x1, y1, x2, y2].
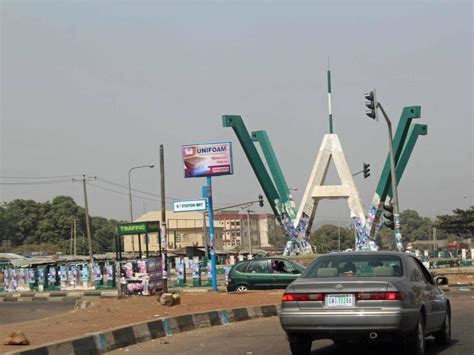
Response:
[206, 176, 218, 292]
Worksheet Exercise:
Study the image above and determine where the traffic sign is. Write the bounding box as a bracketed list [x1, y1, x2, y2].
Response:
[173, 199, 207, 212]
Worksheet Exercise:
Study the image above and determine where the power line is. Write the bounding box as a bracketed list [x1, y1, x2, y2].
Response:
[0, 179, 76, 185]
[95, 177, 240, 206]
[96, 177, 177, 200]
[0, 175, 81, 179]
[0, 174, 244, 207]
[86, 182, 163, 204]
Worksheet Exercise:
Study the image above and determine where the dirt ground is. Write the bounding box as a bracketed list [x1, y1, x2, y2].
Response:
[443, 273, 474, 284]
[0, 290, 283, 353]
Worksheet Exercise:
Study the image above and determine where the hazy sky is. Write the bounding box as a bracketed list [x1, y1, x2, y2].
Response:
[1, 0, 472, 225]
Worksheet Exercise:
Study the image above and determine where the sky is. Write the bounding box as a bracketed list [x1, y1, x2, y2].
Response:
[1, 0, 472, 225]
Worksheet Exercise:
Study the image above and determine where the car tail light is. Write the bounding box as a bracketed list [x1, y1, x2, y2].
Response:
[282, 293, 325, 302]
[356, 292, 405, 301]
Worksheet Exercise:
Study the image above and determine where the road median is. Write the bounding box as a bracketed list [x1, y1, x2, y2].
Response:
[5, 303, 280, 355]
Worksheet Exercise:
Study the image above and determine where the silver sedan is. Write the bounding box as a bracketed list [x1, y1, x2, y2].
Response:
[279, 251, 451, 355]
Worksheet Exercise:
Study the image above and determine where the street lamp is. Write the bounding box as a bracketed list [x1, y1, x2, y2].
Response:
[246, 209, 254, 256]
[128, 164, 155, 255]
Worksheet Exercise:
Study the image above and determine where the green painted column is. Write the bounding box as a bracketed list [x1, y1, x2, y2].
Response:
[251, 130, 297, 220]
[375, 106, 421, 200]
[222, 115, 282, 221]
[387, 124, 428, 198]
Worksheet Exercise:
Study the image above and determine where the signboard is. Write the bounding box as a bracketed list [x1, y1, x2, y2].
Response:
[118, 221, 160, 236]
[182, 142, 233, 178]
[173, 199, 207, 212]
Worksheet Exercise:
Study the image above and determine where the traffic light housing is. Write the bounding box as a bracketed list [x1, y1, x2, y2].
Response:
[258, 194, 264, 207]
[363, 162, 371, 179]
[364, 90, 378, 120]
[383, 204, 394, 230]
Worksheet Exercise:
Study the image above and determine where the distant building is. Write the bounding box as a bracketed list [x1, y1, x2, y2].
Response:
[121, 210, 281, 252]
[210, 210, 280, 251]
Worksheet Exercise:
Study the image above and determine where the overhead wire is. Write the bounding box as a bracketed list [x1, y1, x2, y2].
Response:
[86, 182, 164, 204]
[0, 179, 76, 185]
[0, 175, 248, 207]
[0, 175, 82, 179]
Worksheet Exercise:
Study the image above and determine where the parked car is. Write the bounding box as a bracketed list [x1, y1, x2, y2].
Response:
[279, 251, 450, 355]
[226, 257, 305, 292]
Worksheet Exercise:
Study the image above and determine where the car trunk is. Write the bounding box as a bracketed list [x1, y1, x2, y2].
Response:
[291, 278, 398, 310]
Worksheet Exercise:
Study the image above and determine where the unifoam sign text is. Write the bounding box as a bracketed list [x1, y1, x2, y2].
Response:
[182, 142, 233, 178]
[173, 199, 207, 212]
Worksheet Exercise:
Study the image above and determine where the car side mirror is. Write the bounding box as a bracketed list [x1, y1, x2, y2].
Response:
[435, 276, 448, 286]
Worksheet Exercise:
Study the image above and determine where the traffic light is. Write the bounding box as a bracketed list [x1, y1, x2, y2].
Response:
[363, 162, 371, 179]
[383, 204, 394, 230]
[258, 194, 264, 207]
[364, 90, 378, 120]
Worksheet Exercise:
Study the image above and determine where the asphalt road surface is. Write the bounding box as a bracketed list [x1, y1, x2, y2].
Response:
[0, 300, 77, 325]
[108, 292, 473, 355]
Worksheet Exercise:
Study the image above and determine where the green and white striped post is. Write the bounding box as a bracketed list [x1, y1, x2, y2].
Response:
[327, 69, 334, 134]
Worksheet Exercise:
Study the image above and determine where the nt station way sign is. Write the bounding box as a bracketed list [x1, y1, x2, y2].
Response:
[173, 199, 207, 212]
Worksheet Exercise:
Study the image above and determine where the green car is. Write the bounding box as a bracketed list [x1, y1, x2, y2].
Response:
[226, 257, 305, 292]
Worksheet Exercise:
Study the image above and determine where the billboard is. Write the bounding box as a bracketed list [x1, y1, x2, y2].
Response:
[182, 142, 233, 178]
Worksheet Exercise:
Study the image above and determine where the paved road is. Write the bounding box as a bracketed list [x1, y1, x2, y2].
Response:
[0, 301, 77, 325]
[108, 293, 473, 355]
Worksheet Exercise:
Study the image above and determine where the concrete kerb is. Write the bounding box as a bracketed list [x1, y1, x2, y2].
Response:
[5, 303, 281, 355]
[0, 290, 118, 302]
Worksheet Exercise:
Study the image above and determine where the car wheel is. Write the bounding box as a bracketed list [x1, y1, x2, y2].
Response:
[406, 316, 425, 355]
[434, 309, 451, 345]
[289, 335, 312, 355]
[235, 284, 249, 292]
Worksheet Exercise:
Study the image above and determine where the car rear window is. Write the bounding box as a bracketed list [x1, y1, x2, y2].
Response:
[234, 262, 249, 272]
[301, 254, 403, 278]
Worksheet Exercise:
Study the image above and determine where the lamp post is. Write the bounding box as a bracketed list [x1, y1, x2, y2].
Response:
[246, 209, 253, 256]
[128, 164, 155, 255]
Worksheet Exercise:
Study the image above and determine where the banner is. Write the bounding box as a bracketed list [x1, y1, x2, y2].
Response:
[182, 142, 233, 178]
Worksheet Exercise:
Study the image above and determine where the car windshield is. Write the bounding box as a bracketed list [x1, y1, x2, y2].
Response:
[300, 254, 403, 278]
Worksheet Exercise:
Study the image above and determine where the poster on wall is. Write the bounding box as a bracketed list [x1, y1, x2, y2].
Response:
[182, 142, 233, 178]
[146, 257, 163, 295]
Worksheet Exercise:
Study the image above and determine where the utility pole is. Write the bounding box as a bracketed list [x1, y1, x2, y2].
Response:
[338, 225, 341, 252]
[70, 222, 73, 255]
[377, 104, 403, 252]
[160, 145, 168, 292]
[246, 209, 252, 255]
[82, 175, 94, 262]
[202, 212, 209, 259]
[73, 219, 77, 256]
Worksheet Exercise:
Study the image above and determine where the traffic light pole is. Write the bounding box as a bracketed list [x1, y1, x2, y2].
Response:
[378, 103, 403, 252]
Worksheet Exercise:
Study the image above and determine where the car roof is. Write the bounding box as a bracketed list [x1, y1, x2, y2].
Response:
[316, 251, 408, 258]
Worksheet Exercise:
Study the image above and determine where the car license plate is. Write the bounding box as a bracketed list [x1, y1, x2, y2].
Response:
[326, 294, 354, 307]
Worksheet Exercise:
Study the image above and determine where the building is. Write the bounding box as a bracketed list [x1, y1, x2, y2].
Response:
[121, 211, 224, 253]
[121, 210, 281, 252]
[214, 210, 280, 250]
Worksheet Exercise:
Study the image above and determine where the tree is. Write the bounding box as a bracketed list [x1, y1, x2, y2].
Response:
[268, 231, 287, 248]
[0, 196, 121, 255]
[435, 207, 474, 238]
[399, 209, 433, 242]
[310, 225, 353, 254]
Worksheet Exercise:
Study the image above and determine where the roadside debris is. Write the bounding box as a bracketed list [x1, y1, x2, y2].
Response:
[3, 331, 30, 346]
[159, 292, 181, 307]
